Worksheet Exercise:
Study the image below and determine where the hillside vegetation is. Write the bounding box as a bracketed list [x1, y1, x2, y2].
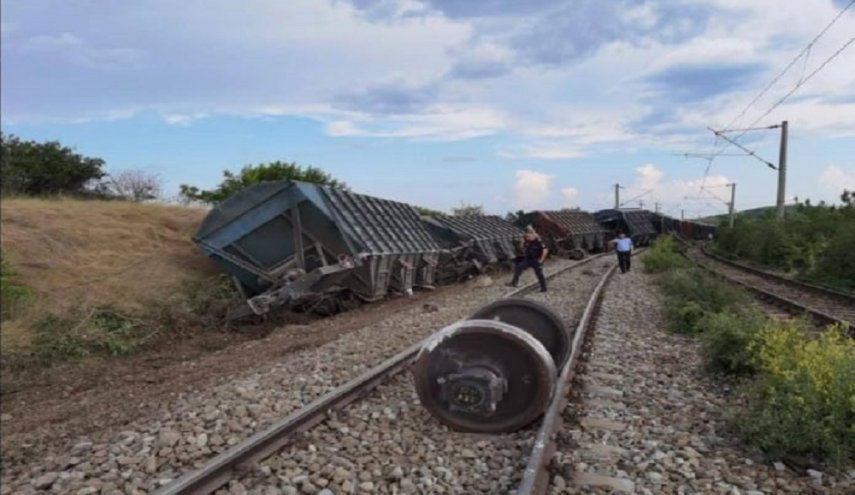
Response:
[644, 237, 854, 469]
[714, 199, 855, 291]
[0, 198, 228, 365]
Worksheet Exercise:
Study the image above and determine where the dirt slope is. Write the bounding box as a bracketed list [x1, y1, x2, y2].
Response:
[0, 198, 217, 354]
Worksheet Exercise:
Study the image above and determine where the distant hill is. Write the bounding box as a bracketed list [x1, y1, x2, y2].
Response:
[697, 205, 799, 224]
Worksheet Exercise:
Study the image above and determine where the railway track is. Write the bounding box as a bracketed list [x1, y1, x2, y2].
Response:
[685, 245, 854, 330]
[155, 251, 624, 495]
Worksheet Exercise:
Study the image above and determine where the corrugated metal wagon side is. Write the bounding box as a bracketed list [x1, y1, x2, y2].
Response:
[529, 210, 608, 257]
[422, 214, 523, 283]
[192, 180, 441, 318]
[594, 208, 658, 246]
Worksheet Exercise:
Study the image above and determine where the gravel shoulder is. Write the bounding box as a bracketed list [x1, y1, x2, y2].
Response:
[225, 259, 615, 495]
[0, 259, 579, 495]
[550, 265, 853, 494]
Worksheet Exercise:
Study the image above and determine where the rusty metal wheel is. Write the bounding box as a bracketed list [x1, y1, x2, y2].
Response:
[412, 320, 556, 433]
[470, 297, 570, 369]
[568, 248, 586, 260]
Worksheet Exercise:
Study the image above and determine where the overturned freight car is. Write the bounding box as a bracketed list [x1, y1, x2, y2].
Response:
[649, 212, 682, 235]
[193, 180, 441, 318]
[594, 208, 657, 246]
[422, 214, 523, 283]
[522, 210, 608, 259]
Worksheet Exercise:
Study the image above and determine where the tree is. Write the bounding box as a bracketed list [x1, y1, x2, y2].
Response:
[95, 169, 162, 201]
[451, 202, 484, 217]
[504, 210, 525, 224]
[179, 161, 346, 204]
[415, 205, 443, 217]
[842, 189, 853, 207]
[1, 133, 106, 196]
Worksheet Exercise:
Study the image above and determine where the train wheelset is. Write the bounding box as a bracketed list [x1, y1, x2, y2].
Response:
[412, 298, 571, 433]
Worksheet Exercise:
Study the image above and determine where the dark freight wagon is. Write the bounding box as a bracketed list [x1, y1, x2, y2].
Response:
[193, 180, 441, 317]
[650, 212, 682, 235]
[421, 214, 523, 283]
[594, 208, 657, 246]
[522, 210, 608, 258]
[423, 214, 522, 263]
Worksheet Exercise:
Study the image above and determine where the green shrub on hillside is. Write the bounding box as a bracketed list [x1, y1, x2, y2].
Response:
[642, 236, 689, 273]
[739, 324, 855, 467]
[715, 200, 855, 290]
[0, 251, 29, 320]
[32, 308, 149, 362]
[656, 268, 747, 334]
[698, 309, 766, 376]
[811, 225, 855, 290]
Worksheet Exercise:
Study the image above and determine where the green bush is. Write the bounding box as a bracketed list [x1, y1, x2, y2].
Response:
[698, 310, 766, 375]
[656, 268, 747, 334]
[642, 236, 689, 273]
[667, 301, 707, 334]
[0, 251, 29, 321]
[715, 200, 855, 290]
[32, 308, 149, 361]
[738, 324, 855, 467]
[810, 225, 855, 291]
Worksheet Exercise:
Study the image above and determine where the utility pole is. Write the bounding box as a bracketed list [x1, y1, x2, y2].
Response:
[639, 200, 645, 209]
[614, 183, 620, 209]
[728, 183, 737, 229]
[681, 209, 685, 221]
[776, 120, 788, 221]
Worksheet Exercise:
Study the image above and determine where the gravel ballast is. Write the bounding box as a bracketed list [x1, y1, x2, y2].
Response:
[0, 257, 591, 495]
[227, 260, 616, 494]
[550, 265, 854, 494]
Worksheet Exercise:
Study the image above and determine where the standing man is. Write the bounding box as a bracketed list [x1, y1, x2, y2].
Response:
[610, 231, 633, 274]
[508, 227, 548, 292]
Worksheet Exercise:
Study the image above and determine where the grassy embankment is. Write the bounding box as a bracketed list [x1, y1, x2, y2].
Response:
[643, 236, 855, 470]
[0, 198, 234, 368]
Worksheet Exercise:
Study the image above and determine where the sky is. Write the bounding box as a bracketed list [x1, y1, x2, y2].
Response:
[2, 0, 854, 219]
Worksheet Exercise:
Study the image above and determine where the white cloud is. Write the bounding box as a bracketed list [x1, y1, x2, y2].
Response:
[512, 170, 554, 210]
[611, 164, 732, 216]
[321, 104, 505, 141]
[818, 165, 855, 192]
[19, 32, 146, 69]
[636, 163, 664, 190]
[560, 187, 579, 207]
[163, 113, 207, 126]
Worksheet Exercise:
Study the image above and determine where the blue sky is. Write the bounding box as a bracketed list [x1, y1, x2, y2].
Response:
[2, 0, 854, 218]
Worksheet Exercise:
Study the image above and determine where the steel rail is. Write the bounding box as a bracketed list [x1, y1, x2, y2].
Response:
[700, 247, 855, 302]
[516, 250, 639, 495]
[689, 248, 851, 330]
[156, 252, 610, 495]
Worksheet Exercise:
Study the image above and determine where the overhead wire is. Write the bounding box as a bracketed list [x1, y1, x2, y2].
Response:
[696, 0, 855, 192]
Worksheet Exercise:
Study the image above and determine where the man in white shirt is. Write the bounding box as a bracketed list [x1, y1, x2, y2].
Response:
[610, 231, 633, 274]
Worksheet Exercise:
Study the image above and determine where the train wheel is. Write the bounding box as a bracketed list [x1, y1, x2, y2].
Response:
[470, 298, 570, 369]
[412, 320, 556, 433]
[568, 248, 586, 260]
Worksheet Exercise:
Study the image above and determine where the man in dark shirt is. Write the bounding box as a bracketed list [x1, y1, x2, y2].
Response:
[508, 227, 548, 292]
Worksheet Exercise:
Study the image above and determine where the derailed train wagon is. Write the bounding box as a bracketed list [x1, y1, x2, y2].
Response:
[424, 214, 522, 263]
[193, 180, 441, 317]
[681, 220, 717, 240]
[523, 210, 608, 259]
[650, 212, 681, 235]
[594, 208, 657, 246]
[421, 214, 522, 283]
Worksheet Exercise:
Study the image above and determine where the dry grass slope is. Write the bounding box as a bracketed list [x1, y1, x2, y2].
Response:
[0, 198, 219, 355]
